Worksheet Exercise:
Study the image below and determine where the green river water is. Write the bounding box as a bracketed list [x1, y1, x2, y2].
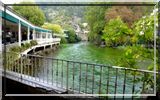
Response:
[39, 42, 154, 94]
[47, 42, 151, 68]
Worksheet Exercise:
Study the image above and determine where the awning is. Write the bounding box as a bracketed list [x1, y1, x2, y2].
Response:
[0, 11, 18, 23]
[35, 27, 52, 33]
[0, 10, 52, 33]
[21, 21, 28, 27]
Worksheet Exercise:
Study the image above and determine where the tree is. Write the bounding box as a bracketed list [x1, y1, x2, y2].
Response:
[42, 23, 63, 34]
[105, 6, 154, 27]
[67, 29, 76, 43]
[63, 28, 81, 43]
[116, 8, 159, 93]
[85, 6, 107, 44]
[84, 4, 153, 46]
[105, 6, 135, 27]
[133, 9, 158, 44]
[102, 17, 132, 47]
[13, 2, 45, 26]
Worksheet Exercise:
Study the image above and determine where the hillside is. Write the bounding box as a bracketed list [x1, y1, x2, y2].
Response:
[40, 6, 88, 40]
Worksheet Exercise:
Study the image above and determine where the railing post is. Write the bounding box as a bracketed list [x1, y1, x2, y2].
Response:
[106, 67, 110, 94]
[56, 59, 58, 87]
[92, 65, 95, 94]
[99, 66, 102, 94]
[28, 56, 30, 76]
[132, 71, 136, 100]
[52, 58, 54, 85]
[20, 54, 23, 80]
[31, 56, 34, 79]
[123, 69, 127, 100]
[114, 68, 118, 100]
[46, 58, 49, 83]
[142, 72, 146, 94]
[79, 63, 81, 93]
[66, 61, 69, 93]
[85, 64, 88, 93]
[72, 62, 75, 92]
[38, 57, 41, 82]
[61, 60, 64, 88]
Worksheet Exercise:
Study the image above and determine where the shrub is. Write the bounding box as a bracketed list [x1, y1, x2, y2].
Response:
[66, 29, 81, 43]
[60, 37, 67, 44]
[22, 42, 31, 50]
[102, 17, 132, 47]
[67, 29, 76, 43]
[30, 40, 38, 46]
[9, 46, 21, 52]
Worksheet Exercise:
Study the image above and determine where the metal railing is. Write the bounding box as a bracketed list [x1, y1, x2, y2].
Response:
[5, 52, 156, 97]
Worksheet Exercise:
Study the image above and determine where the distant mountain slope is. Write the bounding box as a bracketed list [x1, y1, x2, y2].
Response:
[40, 6, 85, 29]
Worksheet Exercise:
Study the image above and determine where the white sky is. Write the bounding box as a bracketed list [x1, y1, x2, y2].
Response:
[1, 0, 158, 4]
[1, 0, 34, 4]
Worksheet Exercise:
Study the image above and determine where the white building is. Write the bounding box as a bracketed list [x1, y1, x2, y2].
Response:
[0, 2, 60, 51]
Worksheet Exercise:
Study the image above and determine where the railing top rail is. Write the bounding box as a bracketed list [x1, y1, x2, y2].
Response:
[22, 53, 158, 74]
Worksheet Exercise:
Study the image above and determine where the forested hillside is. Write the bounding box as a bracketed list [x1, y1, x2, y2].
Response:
[40, 6, 85, 29]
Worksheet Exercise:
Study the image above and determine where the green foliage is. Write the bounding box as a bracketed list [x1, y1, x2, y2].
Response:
[21, 42, 31, 50]
[9, 41, 38, 53]
[84, 4, 154, 45]
[24, 42, 31, 48]
[13, 2, 45, 26]
[133, 10, 158, 43]
[9, 46, 21, 53]
[85, 6, 107, 44]
[42, 23, 63, 34]
[30, 40, 38, 46]
[102, 17, 132, 47]
[117, 45, 154, 69]
[67, 29, 77, 43]
[66, 29, 81, 43]
[60, 37, 67, 44]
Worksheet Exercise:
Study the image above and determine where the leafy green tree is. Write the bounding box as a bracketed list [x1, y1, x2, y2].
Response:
[117, 45, 154, 68]
[133, 10, 158, 44]
[67, 29, 76, 43]
[65, 29, 81, 43]
[85, 6, 107, 44]
[42, 23, 63, 34]
[13, 2, 45, 26]
[133, 8, 159, 92]
[102, 17, 132, 47]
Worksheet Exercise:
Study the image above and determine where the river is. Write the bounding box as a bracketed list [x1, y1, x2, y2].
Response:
[38, 42, 153, 94]
[46, 42, 151, 69]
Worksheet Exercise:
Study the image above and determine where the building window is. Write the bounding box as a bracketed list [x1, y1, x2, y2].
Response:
[42, 34, 46, 38]
[36, 33, 40, 38]
[48, 34, 50, 38]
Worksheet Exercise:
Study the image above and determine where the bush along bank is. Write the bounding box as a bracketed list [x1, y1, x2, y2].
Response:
[61, 29, 81, 44]
[9, 40, 38, 53]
